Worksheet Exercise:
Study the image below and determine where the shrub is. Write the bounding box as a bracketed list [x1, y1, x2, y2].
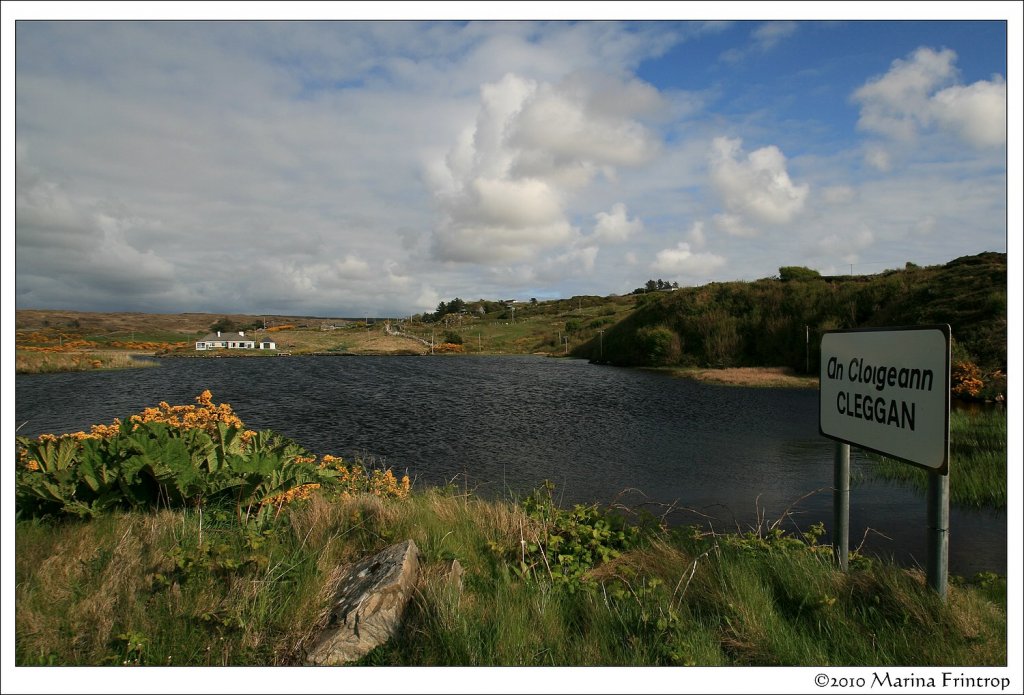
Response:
[635, 325, 680, 366]
[15, 392, 410, 520]
[778, 266, 822, 281]
[951, 361, 984, 399]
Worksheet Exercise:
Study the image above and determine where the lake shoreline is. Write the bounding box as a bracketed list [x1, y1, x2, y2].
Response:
[651, 365, 820, 389]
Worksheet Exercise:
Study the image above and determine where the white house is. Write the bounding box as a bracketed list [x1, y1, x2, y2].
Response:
[195, 330, 275, 351]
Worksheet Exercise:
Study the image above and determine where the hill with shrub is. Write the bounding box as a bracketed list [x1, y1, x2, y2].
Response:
[573, 253, 1006, 400]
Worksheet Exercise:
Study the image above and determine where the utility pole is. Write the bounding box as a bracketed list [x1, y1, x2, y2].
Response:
[599, 329, 604, 360]
[805, 325, 809, 374]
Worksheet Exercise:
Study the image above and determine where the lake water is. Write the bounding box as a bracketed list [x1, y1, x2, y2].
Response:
[14, 355, 1006, 576]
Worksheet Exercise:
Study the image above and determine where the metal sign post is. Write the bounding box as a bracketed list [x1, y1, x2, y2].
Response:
[927, 472, 950, 596]
[833, 442, 850, 571]
[819, 325, 950, 599]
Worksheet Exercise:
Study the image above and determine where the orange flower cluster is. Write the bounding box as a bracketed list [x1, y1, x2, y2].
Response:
[26, 391, 257, 447]
[19, 331, 57, 343]
[260, 483, 322, 510]
[433, 342, 465, 353]
[17, 331, 189, 353]
[127, 390, 247, 433]
[109, 340, 190, 350]
[318, 456, 411, 500]
[19, 340, 97, 352]
[266, 325, 295, 332]
[951, 361, 985, 399]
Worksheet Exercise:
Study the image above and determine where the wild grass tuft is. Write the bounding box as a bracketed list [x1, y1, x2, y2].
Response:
[16, 484, 1006, 667]
[864, 408, 1006, 508]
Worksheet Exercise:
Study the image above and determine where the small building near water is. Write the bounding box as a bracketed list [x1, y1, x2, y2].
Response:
[195, 330, 276, 351]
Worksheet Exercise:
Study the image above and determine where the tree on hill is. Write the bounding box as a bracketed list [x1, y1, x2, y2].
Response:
[778, 266, 822, 281]
[209, 317, 238, 333]
[632, 279, 679, 294]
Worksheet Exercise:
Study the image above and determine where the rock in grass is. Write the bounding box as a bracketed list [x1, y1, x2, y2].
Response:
[306, 539, 420, 665]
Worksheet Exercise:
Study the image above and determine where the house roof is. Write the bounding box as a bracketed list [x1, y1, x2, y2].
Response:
[198, 332, 253, 342]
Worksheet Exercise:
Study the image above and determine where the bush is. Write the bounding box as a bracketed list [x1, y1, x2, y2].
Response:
[951, 361, 985, 400]
[778, 266, 822, 282]
[15, 392, 410, 520]
[635, 325, 680, 366]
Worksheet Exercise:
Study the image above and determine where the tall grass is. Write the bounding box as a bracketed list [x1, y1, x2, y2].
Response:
[15, 486, 1006, 667]
[864, 408, 1007, 508]
[15, 350, 158, 374]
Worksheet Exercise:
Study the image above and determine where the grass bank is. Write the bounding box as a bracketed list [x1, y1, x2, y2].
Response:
[861, 408, 1007, 508]
[14, 486, 1006, 667]
[658, 366, 819, 389]
[15, 350, 160, 374]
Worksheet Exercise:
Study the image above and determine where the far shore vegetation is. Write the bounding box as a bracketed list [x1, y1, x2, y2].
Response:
[14, 253, 1006, 403]
[657, 365, 820, 389]
[14, 393, 1007, 667]
[16, 350, 160, 374]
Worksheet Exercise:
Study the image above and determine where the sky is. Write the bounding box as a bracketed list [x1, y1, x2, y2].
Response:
[5, 5, 1017, 319]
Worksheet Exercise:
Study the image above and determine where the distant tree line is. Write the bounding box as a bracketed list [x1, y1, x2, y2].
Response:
[208, 317, 262, 334]
[631, 279, 680, 294]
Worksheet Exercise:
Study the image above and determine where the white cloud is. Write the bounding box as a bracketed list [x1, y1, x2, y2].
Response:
[590, 203, 643, 244]
[931, 78, 1007, 148]
[10, 21, 1007, 316]
[721, 21, 797, 63]
[912, 216, 937, 236]
[821, 185, 856, 205]
[709, 137, 808, 226]
[429, 71, 661, 264]
[686, 220, 706, 248]
[651, 242, 726, 276]
[816, 227, 875, 264]
[712, 213, 757, 238]
[852, 46, 1006, 147]
[415, 285, 441, 312]
[531, 245, 600, 283]
[864, 145, 892, 172]
[752, 21, 798, 51]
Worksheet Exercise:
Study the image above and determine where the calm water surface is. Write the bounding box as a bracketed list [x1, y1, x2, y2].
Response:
[14, 355, 1006, 575]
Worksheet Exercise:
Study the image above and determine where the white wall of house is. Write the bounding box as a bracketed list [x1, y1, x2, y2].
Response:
[195, 330, 270, 351]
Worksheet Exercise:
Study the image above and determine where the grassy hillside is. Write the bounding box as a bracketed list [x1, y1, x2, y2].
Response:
[572, 253, 1006, 396]
[14, 297, 640, 362]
